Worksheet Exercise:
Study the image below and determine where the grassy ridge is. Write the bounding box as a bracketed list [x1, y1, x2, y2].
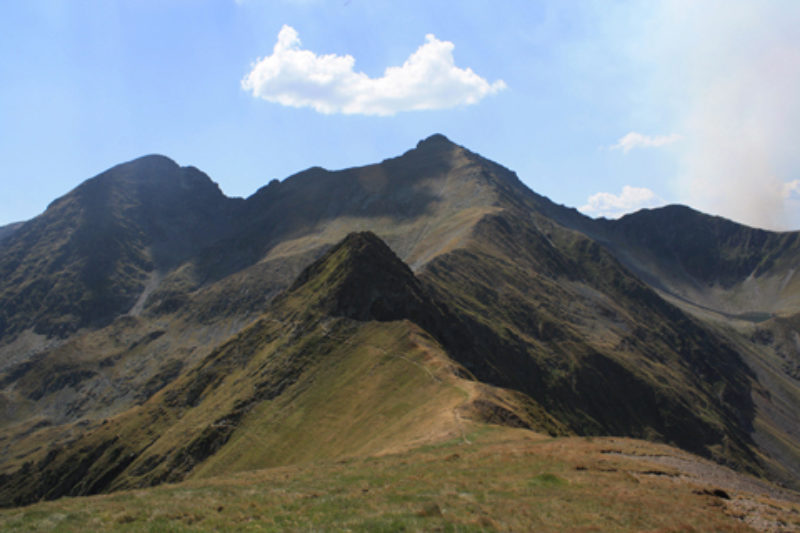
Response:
[0, 232, 562, 506]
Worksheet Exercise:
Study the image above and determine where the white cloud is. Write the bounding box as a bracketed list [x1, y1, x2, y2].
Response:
[610, 132, 682, 153]
[580, 185, 662, 219]
[241, 25, 506, 116]
[783, 180, 800, 198]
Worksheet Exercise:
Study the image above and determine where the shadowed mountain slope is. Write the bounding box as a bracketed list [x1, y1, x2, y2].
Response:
[592, 206, 800, 317]
[0, 155, 234, 340]
[529, 202, 800, 484]
[507, 183, 800, 318]
[418, 210, 762, 473]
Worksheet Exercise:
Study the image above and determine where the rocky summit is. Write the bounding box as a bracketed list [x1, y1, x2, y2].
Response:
[1, 135, 799, 530]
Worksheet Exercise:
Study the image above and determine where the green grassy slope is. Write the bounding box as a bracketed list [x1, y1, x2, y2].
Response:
[2, 427, 798, 532]
[0, 232, 561, 507]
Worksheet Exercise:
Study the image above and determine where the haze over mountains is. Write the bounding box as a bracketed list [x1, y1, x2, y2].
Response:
[1, 134, 799, 515]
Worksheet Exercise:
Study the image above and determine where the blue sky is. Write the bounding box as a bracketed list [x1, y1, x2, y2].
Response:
[2, 1, 799, 230]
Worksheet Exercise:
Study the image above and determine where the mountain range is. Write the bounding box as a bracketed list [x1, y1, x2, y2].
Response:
[1, 134, 799, 527]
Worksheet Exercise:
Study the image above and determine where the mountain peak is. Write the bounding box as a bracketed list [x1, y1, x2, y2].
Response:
[415, 133, 456, 150]
[96, 154, 181, 181]
[72, 154, 226, 207]
[333, 230, 394, 254]
[128, 153, 179, 166]
[288, 231, 431, 322]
